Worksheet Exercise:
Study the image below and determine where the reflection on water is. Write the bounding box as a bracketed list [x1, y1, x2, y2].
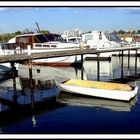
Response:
[0, 56, 139, 133]
[18, 64, 87, 80]
[0, 56, 139, 110]
[111, 56, 140, 78]
[0, 95, 64, 130]
[83, 56, 140, 81]
[83, 60, 112, 81]
[57, 92, 137, 112]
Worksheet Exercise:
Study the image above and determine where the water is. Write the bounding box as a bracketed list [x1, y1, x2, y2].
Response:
[0, 56, 140, 136]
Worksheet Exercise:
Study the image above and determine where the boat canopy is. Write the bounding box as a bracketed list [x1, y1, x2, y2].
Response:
[15, 33, 67, 44]
[44, 34, 66, 42]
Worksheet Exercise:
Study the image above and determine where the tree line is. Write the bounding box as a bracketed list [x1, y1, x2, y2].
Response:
[0, 29, 140, 43]
[0, 30, 50, 43]
[112, 30, 140, 35]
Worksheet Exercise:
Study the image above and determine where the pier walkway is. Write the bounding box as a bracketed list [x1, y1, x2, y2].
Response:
[0, 46, 140, 64]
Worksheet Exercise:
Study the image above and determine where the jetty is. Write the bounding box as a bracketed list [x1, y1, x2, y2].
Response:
[0, 46, 139, 64]
[0, 45, 139, 109]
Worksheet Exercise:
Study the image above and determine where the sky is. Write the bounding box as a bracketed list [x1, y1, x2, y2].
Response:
[1, 5, 140, 34]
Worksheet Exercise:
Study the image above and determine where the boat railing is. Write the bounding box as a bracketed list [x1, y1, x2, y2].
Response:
[130, 42, 140, 47]
[122, 42, 140, 48]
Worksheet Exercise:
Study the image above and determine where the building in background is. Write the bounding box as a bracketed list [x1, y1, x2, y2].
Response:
[63, 29, 82, 38]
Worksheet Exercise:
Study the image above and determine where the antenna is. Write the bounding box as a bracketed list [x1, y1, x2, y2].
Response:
[35, 21, 41, 33]
[26, 28, 30, 33]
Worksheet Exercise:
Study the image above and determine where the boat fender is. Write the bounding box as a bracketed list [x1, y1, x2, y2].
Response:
[37, 69, 40, 73]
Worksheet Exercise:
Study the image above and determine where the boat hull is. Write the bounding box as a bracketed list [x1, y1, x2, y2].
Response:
[55, 78, 138, 101]
[32, 55, 82, 67]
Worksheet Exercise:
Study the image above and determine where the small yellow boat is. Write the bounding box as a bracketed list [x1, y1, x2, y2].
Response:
[55, 77, 138, 101]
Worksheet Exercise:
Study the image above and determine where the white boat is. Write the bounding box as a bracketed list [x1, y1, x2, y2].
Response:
[0, 42, 19, 70]
[112, 40, 140, 56]
[57, 92, 137, 112]
[5, 33, 83, 67]
[82, 31, 122, 60]
[55, 77, 138, 101]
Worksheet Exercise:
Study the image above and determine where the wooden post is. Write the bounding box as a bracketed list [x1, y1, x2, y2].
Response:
[81, 67, 84, 80]
[97, 53, 100, 81]
[27, 40, 36, 126]
[27, 43, 33, 88]
[81, 54, 83, 68]
[28, 58, 36, 127]
[121, 51, 124, 78]
[11, 62, 17, 103]
[28, 59, 33, 94]
[135, 49, 138, 75]
[128, 50, 130, 69]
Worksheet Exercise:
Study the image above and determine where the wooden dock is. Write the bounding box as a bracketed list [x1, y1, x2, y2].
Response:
[0, 46, 140, 64]
[0, 46, 139, 108]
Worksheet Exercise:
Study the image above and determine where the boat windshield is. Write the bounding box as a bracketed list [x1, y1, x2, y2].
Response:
[83, 35, 93, 43]
[105, 33, 121, 43]
[68, 38, 82, 44]
[35, 34, 67, 43]
[77, 38, 82, 43]
[45, 34, 66, 42]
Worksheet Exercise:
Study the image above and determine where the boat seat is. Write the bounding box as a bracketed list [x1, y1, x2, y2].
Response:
[64, 79, 132, 91]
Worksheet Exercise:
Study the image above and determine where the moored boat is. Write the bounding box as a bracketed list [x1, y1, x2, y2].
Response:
[81, 31, 122, 60]
[55, 77, 138, 101]
[5, 33, 83, 67]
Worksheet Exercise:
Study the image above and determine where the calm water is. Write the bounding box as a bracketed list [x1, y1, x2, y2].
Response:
[0, 56, 140, 135]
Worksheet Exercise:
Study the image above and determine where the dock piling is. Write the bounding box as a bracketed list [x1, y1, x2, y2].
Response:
[135, 49, 138, 75]
[128, 50, 130, 69]
[97, 53, 100, 81]
[121, 51, 124, 78]
[11, 62, 17, 103]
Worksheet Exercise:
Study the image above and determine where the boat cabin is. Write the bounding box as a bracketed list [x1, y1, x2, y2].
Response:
[6, 33, 68, 49]
[82, 31, 121, 49]
[15, 33, 67, 49]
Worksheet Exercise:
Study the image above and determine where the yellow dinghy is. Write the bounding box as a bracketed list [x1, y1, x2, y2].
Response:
[55, 77, 138, 101]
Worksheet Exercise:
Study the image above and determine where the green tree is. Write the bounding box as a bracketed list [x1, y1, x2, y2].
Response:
[118, 30, 125, 34]
[137, 30, 140, 34]
[14, 31, 22, 35]
[40, 30, 50, 34]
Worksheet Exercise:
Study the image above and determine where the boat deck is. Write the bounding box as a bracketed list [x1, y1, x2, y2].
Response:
[64, 79, 133, 91]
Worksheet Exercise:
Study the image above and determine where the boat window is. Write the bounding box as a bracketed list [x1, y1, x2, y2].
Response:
[68, 38, 78, 44]
[44, 34, 66, 42]
[51, 45, 57, 48]
[35, 34, 50, 43]
[105, 33, 121, 43]
[77, 38, 82, 43]
[84, 35, 93, 42]
[99, 32, 102, 40]
[35, 44, 42, 47]
[17, 37, 29, 43]
[43, 45, 51, 47]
